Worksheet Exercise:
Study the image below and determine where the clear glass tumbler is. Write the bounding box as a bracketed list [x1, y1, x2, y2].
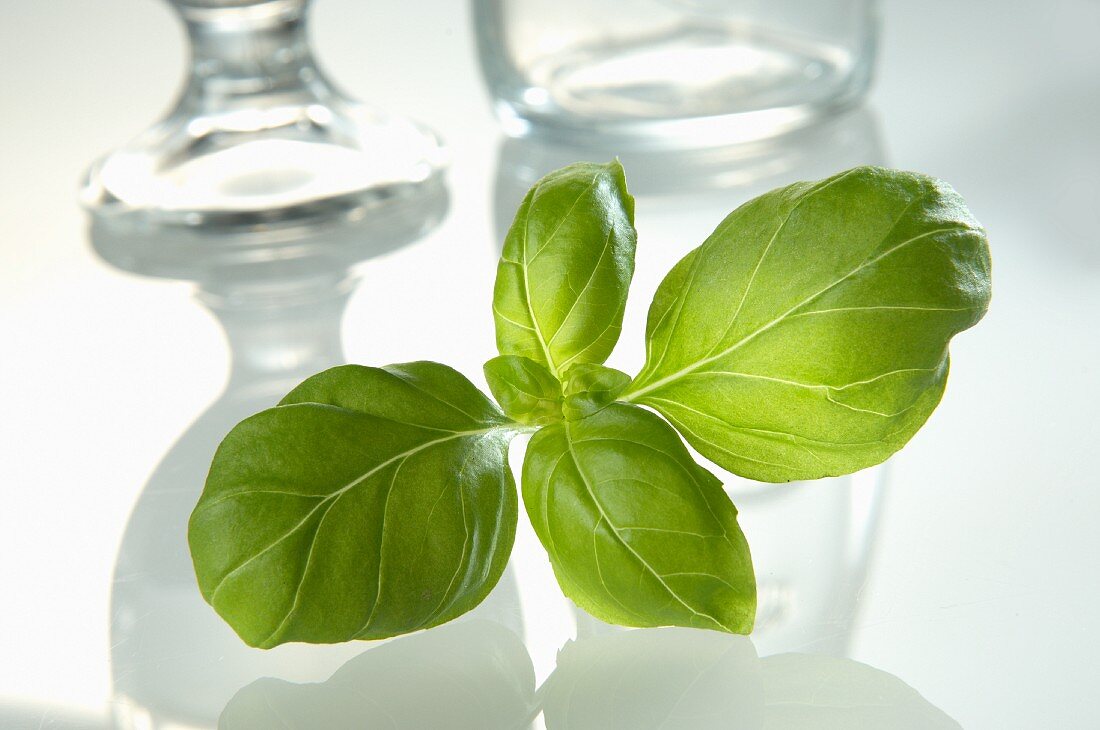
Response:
[474, 0, 878, 147]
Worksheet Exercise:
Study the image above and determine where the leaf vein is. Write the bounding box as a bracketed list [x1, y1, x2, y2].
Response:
[790, 305, 978, 318]
[547, 223, 616, 347]
[383, 367, 488, 424]
[257, 490, 347, 646]
[564, 422, 728, 631]
[355, 458, 405, 637]
[625, 226, 967, 401]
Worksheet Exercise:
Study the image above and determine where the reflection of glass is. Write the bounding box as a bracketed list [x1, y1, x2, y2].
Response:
[82, 0, 447, 226]
[220, 625, 957, 729]
[494, 107, 890, 656]
[475, 0, 878, 146]
[93, 182, 479, 729]
[493, 106, 886, 244]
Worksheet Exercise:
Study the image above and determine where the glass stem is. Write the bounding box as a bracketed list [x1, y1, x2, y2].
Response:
[177, 0, 321, 112]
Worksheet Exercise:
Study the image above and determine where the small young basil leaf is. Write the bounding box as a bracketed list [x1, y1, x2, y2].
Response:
[522, 403, 755, 634]
[493, 160, 637, 378]
[483, 354, 563, 425]
[188, 362, 518, 648]
[624, 167, 992, 482]
[561, 363, 631, 421]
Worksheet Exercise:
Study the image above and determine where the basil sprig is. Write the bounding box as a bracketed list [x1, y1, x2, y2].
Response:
[189, 162, 990, 647]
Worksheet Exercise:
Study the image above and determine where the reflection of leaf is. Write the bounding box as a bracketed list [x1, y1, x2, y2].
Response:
[758, 653, 961, 729]
[219, 620, 534, 730]
[543, 628, 960, 729]
[545, 628, 761, 729]
[656, 0, 749, 16]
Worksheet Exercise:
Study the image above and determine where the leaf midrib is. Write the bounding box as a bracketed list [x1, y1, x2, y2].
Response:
[562, 422, 728, 632]
[623, 226, 967, 402]
[206, 424, 503, 606]
[644, 171, 858, 380]
[518, 172, 601, 377]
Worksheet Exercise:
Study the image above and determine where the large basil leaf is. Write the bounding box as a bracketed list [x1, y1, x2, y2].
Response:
[493, 160, 637, 378]
[624, 167, 992, 482]
[219, 620, 534, 729]
[522, 403, 755, 634]
[188, 362, 518, 648]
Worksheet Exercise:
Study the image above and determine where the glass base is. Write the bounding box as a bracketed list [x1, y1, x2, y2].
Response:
[89, 174, 448, 285]
[489, 23, 873, 150]
[81, 0, 447, 228]
[82, 102, 447, 228]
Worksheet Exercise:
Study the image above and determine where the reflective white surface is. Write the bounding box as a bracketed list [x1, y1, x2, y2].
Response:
[2, 0, 1098, 728]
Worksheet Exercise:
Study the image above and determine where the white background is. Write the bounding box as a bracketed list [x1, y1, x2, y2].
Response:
[1, 0, 1098, 727]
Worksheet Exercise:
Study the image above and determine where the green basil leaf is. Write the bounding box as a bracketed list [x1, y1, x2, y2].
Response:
[493, 160, 637, 378]
[483, 354, 563, 425]
[188, 362, 518, 648]
[522, 403, 755, 634]
[624, 167, 991, 482]
[219, 620, 535, 729]
[561, 363, 631, 421]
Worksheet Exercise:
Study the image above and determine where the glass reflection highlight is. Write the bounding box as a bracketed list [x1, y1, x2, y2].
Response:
[492, 105, 887, 246]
